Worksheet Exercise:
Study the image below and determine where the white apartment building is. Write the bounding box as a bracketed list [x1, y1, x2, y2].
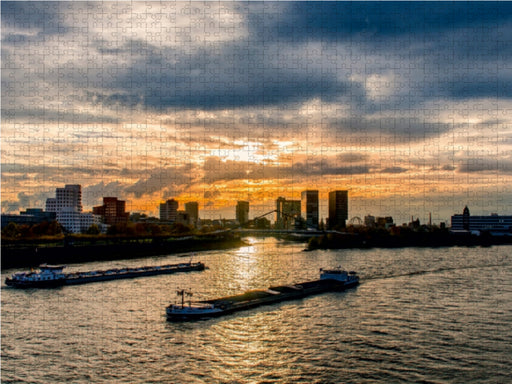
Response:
[46, 185, 98, 233]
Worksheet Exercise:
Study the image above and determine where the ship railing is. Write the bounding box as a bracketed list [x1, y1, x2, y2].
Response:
[170, 302, 215, 310]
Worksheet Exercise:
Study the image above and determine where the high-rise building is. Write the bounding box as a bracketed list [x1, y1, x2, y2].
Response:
[276, 197, 301, 229]
[185, 202, 199, 226]
[93, 197, 129, 225]
[301, 190, 319, 229]
[46, 184, 82, 213]
[328, 190, 348, 229]
[160, 199, 179, 222]
[236, 201, 249, 225]
[45, 184, 96, 233]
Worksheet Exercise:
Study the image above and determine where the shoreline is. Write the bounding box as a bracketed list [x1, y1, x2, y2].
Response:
[1, 234, 245, 270]
[306, 231, 512, 251]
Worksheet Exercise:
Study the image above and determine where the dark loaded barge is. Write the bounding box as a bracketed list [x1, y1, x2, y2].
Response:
[5, 261, 205, 288]
[166, 267, 359, 321]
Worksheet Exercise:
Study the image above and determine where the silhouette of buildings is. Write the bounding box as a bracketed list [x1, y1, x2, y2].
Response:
[185, 202, 199, 226]
[93, 197, 129, 225]
[276, 197, 301, 229]
[236, 201, 249, 225]
[364, 215, 376, 228]
[1, 209, 56, 228]
[328, 190, 348, 229]
[301, 190, 319, 229]
[160, 199, 179, 222]
[451, 206, 512, 233]
[176, 211, 190, 225]
[376, 216, 394, 229]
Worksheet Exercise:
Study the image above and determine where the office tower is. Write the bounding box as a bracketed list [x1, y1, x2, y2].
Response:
[328, 190, 348, 229]
[236, 201, 249, 225]
[185, 202, 199, 225]
[301, 190, 319, 229]
[160, 199, 179, 222]
[93, 197, 129, 225]
[276, 197, 301, 229]
[46, 184, 82, 213]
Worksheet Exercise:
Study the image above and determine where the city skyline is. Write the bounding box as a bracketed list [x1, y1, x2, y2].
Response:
[5, 182, 493, 228]
[2, 2, 512, 225]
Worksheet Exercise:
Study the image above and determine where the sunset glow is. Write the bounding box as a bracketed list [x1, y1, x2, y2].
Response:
[2, 2, 512, 224]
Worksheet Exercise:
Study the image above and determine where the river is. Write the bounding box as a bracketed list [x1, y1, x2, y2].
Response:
[2, 238, 511, 383]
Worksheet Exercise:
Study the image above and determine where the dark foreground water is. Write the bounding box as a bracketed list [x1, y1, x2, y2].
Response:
[2, 238, 511, 383]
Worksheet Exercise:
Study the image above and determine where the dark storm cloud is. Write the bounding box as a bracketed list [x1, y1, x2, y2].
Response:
[1, 1, 70, 36]
[1, 107, 120, 124]
[83, 2, 512, 113]
[251, 2, 512, 42]
[442, 77, 512, 100]
[3, 2, 512, 120]
[87, 41, 352, 111]
[248, 2, 512, 102]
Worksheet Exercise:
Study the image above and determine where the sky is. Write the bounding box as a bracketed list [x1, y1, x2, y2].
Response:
[2, 1, 512, 225]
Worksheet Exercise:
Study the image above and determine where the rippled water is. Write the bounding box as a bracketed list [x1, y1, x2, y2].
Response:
[2, 238, 512, 383]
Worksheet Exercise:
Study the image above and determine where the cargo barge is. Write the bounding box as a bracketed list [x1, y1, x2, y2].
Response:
[5, 261, 205, 288]
[166, 267, 359, 321]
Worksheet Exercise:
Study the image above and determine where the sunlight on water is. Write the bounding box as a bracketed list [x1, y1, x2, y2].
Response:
[2, 239, 512, 383]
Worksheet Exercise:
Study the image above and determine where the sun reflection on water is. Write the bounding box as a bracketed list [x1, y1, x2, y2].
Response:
[230, 237, 261, 291]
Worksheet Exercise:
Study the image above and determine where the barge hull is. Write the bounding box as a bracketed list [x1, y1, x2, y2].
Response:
[65, 264, 205, 285]
[5, 262, 205, 288]
[167, 278, 358, 321]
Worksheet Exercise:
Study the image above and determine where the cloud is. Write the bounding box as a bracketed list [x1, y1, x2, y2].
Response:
[1, 2, 71, 37]
[336, 153, 369, 163]
[381, 167, 408, 174]
[252, 2, 512, 42]
[458, 159, 512, 174]
[124, 164, 197, 198]
[85, 42, 353, 111]
[203, 156, 370, 184]
[4, 1, 512, 123]
[1, 108, 120, 124]
[328, 117, 453, 140]
[1, 190, 54, 214]
[82, 182, 128, 208]
[204, 190, 221, 199]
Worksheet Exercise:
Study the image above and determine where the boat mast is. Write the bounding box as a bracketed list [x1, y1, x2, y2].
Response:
[176, 288, 193, 308]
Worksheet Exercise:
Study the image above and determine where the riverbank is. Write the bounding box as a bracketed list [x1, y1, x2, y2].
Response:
[1, 233, 245, 270]
[306, 230, 512, 250]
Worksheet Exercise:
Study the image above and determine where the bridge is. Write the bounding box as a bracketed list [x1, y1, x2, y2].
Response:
[233, 228, 344, 240]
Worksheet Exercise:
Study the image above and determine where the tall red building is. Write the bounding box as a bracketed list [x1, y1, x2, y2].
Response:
[93, 197, 129, 225]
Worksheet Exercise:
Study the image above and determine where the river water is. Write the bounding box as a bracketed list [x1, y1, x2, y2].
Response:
[2, 238, 511, 383]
